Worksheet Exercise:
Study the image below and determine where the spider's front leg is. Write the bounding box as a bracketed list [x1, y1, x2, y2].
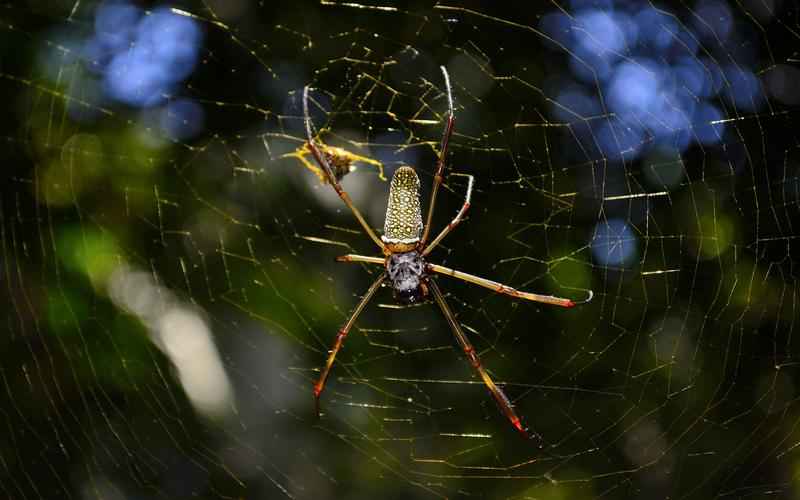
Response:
[302, 86, 385, 251]
[420, 66, 456, 247]
[421, 173, 474, 257]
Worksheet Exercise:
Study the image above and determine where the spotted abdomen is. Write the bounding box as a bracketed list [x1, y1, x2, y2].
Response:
[382, 166, 422, 251]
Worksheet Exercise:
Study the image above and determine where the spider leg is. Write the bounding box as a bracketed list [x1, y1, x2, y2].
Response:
[314, 274, 386, 416]
[303, 86, 385, 250]
[428, 280, 533, 439]
[428, 263, 594, 308]
[335, 254, 384, 265]
[422, 173, 474, 257]
[420, 66, 456, 246]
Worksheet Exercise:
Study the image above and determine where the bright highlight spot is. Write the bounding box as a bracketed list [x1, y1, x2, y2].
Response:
[591, 218, 638, 267]
[108, 265, 236, 420]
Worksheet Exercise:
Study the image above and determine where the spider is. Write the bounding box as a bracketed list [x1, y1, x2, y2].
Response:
[303, 67, 593, 438]
[283, 138, 387, 184]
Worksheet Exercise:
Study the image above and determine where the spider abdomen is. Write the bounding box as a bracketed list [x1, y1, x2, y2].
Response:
[382, 166, 422, 253]
[386, 251, 428, 304]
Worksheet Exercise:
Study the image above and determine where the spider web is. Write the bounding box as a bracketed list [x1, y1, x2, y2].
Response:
[2, 0, 799, 498]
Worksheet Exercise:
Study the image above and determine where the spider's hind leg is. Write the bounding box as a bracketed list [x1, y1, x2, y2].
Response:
[313, 275, 385, 416]
[429, 280, 537, 440]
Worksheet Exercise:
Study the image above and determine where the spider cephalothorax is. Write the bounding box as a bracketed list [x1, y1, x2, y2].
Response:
[386, 251, 428, 304]
[302, 67, 592, 438]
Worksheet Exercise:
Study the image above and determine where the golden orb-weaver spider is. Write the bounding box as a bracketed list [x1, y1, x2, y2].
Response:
[282, 139, 387, 184]
[304, 67, 593, 438]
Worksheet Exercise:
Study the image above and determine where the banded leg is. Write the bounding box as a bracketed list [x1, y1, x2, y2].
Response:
[303, 86, 385, 250]
[335, 254, 384, 265]
[420, 66, 456, 246]
[428, 263, 593, 308]
[422, 173, 474, 257]
[314, 274, 385, 416]
[429, 280, 532, 438]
